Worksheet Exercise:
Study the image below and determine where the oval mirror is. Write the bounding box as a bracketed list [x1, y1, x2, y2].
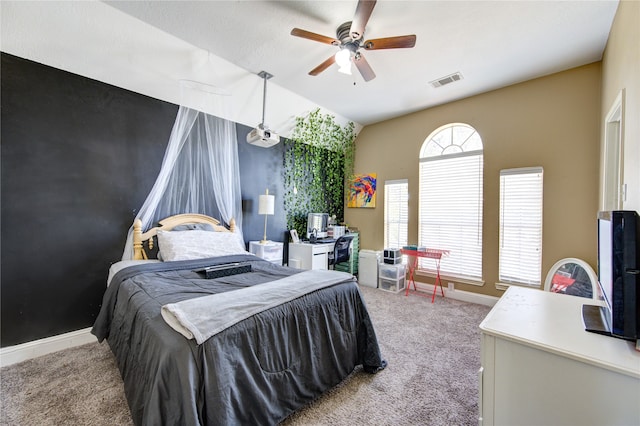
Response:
[544, 258, 599, 299]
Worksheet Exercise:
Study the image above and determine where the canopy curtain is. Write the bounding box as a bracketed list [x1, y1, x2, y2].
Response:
[122, 105, 242, 260]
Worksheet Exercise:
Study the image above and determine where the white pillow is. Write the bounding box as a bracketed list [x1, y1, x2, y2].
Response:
[157, 230, 248, 261]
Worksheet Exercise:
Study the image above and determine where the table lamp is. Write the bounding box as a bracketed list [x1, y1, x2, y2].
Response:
[259, 188, 275, 244]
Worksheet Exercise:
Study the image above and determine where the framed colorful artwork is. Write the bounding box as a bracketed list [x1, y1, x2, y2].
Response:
[348, 173, 377, 208]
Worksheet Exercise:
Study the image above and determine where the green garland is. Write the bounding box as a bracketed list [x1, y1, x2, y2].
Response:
[283, 109, 356, 237]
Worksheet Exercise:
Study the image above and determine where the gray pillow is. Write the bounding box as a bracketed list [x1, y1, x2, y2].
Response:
[171, 223, 215, 232]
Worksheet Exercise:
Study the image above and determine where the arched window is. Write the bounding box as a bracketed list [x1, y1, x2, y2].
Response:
[419, 123, 483, 281]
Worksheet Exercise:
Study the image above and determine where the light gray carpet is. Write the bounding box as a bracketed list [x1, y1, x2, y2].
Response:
[1, 286, 491, 425]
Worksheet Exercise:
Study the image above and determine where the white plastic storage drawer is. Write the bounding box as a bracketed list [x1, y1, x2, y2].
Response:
[249, 241, 283, 264]
[383, 248, 402, 264]
[379, 277, 405, 293]
[378, 263, 406, 280]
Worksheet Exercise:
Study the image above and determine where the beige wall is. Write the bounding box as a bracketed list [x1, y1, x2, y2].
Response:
[601, 0, 640, 212]
[346, 63, 602, 297]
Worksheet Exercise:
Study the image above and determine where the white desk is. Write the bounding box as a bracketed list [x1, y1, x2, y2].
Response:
[288, 242, 334, 270]
[479, 286, 640, 426]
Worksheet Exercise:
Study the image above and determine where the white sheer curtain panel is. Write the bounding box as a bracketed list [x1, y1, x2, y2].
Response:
[121, 105, 243, 260]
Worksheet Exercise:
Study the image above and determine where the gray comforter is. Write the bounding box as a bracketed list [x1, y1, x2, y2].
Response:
[92, 254, 385, 425]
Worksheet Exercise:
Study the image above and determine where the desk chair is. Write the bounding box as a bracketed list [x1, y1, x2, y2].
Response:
[328, 235, 354, 270]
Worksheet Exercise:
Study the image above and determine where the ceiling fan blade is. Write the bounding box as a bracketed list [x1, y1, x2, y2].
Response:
[291, 28, 340, 45]
[354, 53, 376, 82]
[350, 0, 377, 40]
[363, 35, 417, 50]
[309, 55, 337, 76]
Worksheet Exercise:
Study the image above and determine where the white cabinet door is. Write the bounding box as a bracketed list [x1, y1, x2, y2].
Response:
[311, 250, 328, 270]
[288, 242, 332, 270]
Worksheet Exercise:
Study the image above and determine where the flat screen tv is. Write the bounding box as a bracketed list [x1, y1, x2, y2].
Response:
[582, 210, 640, 341]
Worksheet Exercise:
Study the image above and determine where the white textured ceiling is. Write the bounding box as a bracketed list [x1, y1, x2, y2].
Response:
[105, 0, 619, 125]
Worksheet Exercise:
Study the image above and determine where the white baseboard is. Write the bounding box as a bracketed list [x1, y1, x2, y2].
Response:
[412, 282, 499, 307]
[0, 327, 98, 368]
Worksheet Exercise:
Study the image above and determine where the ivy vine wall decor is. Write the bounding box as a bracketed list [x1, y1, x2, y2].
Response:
[283, 108, 356, 238]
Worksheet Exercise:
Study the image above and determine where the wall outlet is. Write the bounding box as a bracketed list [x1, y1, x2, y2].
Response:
[448, 282, 454, 291]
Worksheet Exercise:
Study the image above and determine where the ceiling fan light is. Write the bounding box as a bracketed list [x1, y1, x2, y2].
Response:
[335, 48, 351, 67]
[335, 48, 352, 75]
[338, 64, 352, 75]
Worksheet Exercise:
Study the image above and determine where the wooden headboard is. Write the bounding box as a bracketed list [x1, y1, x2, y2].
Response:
[133, 213, 237, 260]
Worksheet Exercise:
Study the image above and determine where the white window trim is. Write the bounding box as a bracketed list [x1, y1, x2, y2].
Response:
[418, 123, 484, 281]
[384, 179, 409, 250]
[495, 281, 532, 291]
[498, 166, 544, 287]
[418, 156, 483, 281]
[419, 149, 483, 164]
[602, 89, 625, 210]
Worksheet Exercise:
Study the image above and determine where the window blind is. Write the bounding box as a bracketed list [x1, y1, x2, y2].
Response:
[384, 179, 409, 249]
[499, 167, 544, 286]
[418, 152, 483, 280]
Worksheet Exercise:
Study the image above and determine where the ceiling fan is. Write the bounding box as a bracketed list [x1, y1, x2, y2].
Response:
[290, 0, 416, 82]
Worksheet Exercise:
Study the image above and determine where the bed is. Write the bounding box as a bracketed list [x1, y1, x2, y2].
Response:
[92, 214, 386, 425]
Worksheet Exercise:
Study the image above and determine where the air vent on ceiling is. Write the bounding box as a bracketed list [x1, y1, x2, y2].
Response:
[430, 72, 463, 88]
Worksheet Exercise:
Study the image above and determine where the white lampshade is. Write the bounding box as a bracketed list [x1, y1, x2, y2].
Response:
[258, 188, 274, 244]
[258, 191, 275, 215]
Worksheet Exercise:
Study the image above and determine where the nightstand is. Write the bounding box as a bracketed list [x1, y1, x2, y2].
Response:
[249, 241, 283, 265]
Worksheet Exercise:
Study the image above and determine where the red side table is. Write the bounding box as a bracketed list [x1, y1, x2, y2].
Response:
[401, 248, 450, 303]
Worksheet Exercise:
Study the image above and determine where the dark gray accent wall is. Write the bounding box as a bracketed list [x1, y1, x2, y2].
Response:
[236, 124, 288, 244]
[1, 53, 287, 347]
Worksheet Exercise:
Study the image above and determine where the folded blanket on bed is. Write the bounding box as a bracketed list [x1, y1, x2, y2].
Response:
[161, 269, 354, 344]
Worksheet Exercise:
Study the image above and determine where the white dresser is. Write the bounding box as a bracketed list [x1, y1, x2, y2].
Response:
[479, 286, 640, 426]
